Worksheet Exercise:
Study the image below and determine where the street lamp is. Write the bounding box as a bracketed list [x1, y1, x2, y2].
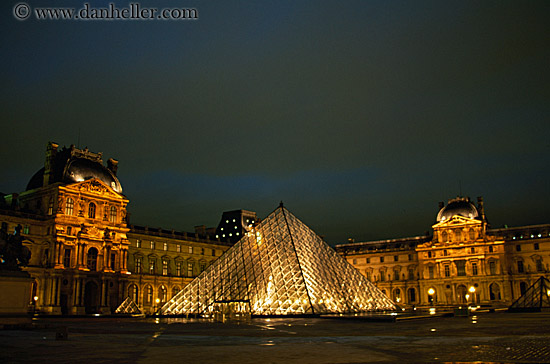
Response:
[155, 298, 161, 315]
[428, 288, 435, 305]
[469, 286, 476, 304]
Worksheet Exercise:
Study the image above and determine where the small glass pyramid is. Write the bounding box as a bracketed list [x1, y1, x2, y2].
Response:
[161, 204, 396, 316]
[509, 276, 550, 311]
[115, 297, 142, 314]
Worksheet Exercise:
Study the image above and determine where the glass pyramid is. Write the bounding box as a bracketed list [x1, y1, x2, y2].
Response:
[509, 276, 550, 312]
[161, 205, 396, 316]
[115, 297, 142, 314]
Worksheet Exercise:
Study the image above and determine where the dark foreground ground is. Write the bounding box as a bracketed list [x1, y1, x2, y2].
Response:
[1, 312, 550, 364]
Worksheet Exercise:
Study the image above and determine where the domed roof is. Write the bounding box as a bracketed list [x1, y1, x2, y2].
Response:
[26, 144, 122, 193]
[64, 158, 122, 193]
[436, 197, 479, 222]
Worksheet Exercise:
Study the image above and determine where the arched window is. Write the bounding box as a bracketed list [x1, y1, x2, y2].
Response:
[172, 286, 180, 298]
[519, 281, 527, 296]
[441, 231, 448, 242]
[129, 284, 139, 304]
[65, 197, 74, 216]
[393, 288, 401, 303]
[457, 285, 467, 304]
[87, 247, 98, 271]
[159, 285, 167, 303]
[469, 229, 475, 240]
[489, 283, 501, 301]
[88, 202, 96, 219]
[109, 206, 117, 223]
[407, 288, 416, 303]
[454, 229, 462, 242]
[144, 285, 153, 305]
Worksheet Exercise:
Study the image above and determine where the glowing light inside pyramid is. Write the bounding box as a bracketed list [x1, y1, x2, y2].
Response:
[161, 206, 395, 315]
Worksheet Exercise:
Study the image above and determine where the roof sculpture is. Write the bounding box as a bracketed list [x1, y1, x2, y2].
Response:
[161, 204, 396, 316]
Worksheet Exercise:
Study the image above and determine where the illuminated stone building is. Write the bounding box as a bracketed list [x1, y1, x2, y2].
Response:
[0, 142, 230, 315]
[336, 197, 550, 309]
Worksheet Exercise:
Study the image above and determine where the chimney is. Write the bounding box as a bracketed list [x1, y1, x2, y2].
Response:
[107, 158, 119, 175]
[43, 142, 58, 187]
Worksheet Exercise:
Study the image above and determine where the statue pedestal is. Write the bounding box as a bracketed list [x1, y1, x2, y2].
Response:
[0, 271, 32, 315]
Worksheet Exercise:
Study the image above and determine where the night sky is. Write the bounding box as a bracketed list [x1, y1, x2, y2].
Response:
[1, 1, 548, 244]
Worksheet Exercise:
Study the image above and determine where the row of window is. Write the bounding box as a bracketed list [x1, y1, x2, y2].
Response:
[438, 228, 478, 243]
[128, 284, 178, 306]
[61, 247, 117, 271]
[63, 197, 118, 223]
[134, 257, 206, 277]
[353, 254, 414, 265]
[515, 243, 541, 251]
[135, 239, 217, 256]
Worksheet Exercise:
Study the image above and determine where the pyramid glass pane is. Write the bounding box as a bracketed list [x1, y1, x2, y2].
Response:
[161, 206, 395, 315]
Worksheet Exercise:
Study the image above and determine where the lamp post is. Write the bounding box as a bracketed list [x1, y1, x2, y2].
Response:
[428, 288, 435, 305]
[469, 286, 476, 305]
[155, 298, 160, 315]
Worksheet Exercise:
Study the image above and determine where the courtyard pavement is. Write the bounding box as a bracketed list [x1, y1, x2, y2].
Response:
[1, 311, 550, 363]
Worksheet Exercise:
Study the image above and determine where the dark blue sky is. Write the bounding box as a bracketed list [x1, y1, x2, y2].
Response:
[1, 1, 549, 244]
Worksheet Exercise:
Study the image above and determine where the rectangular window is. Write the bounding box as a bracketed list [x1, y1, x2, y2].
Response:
[163, 242, 168, 251]
[149, 260, 155, 274]
[489, 261, 496, 275]
[516, 244, 521, 252]
[110, 253, 116, 270]
[428, 251, 432, 258]
[136, 257, 142, 273]
[428, 266, 434, 279]
[200, 262, 206, 272]
[23, 225, 30, 234]
[380, 256, 384, 263]
[444, 265, 450, 277]
[151, 241, 155, 250]
[162, 260, 168, 275]
[408, 254, 412, 261]
[443, 250, 448, 256]
[408, 269, 415, 280]
[394, 255, 398, 262]
[366, 271, 371, 281]
[187, 262, 193, 277]
[472, 262, 478, 275]
[66, 226, 72, 235]
[367, 258, 371, 264]
[352, 259, 357, 264]
[380, 272, 385, 281]
[470, 247, 475, 254]
[188, 246, 193, 254]
[177, 244, 181, 253]
[394, 270, 399, 280]
[536, 259, 543, 272]
[534, 243, 540, 250]
[63, 248, 71, 268]
[176, 262, 181, 276]
[136, 239, 141, 248]
[489, 245, 493, 253]
[517, 260, 524, 273]
[212, 249, 216, 256]
[456, 260, 466, 276]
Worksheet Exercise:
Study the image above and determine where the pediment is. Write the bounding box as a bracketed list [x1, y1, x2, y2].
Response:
[65, 178, 124, 199]
[432, 215, 481, 229]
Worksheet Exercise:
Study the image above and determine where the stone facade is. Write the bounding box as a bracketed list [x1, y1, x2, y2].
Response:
[336, 197, 550, 309]
[0, 142, 230, 315]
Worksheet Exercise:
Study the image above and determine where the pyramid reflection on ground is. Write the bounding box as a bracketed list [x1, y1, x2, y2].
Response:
[161, 204, 396, 316]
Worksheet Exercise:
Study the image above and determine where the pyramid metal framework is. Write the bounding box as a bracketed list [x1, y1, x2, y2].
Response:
[509, 276, 550, 312]
[115, 297, 142, 314]
[161, 205, 396, 316]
